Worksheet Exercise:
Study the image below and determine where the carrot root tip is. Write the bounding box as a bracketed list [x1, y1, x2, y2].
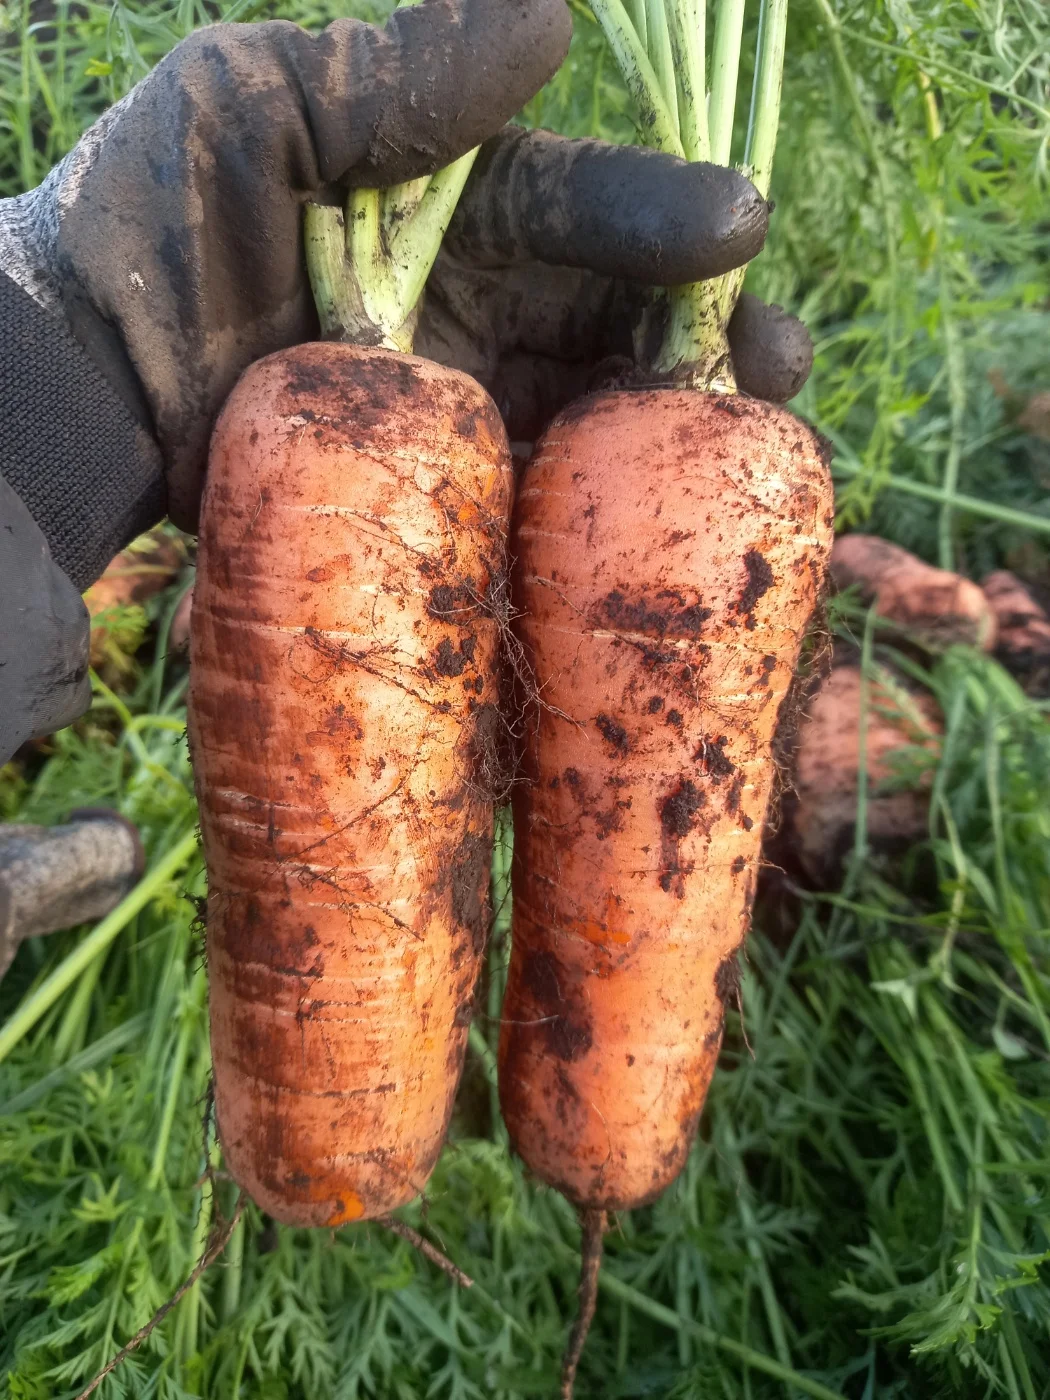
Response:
[376, 1215, 474, 1289]
[560, 1207, 607, 1400]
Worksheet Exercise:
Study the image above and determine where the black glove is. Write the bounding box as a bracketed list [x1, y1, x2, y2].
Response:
[0, 0, 811, 757]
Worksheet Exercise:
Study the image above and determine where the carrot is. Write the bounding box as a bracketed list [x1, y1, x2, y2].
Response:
[982, 570, 1050, 697]
[189, 344, 510, 1225]
[500, 391, 832, 1199]
[185, 0, 553, 1227]
[84, 526, 187, 673]
[786, 662, 941, 884]
[495, 3, 833, 1388]
[831, 534, 996, 652]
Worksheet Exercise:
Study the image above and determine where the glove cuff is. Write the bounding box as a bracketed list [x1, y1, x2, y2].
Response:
[0, 473, 91, 762]
[0, 270, 165, 590]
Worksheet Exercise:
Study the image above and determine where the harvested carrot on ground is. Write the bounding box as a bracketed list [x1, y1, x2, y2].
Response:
[84, 527, 188, 673]
[831, 534, 996, 652]
[785, 663, 941, 884]
[495, 1, 834, 1389]
[982, 570, 1050, 696]
[188, 5, 566, 1227]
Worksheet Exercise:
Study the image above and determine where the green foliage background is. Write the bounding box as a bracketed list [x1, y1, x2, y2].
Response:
[1, 2, 1048, 1397]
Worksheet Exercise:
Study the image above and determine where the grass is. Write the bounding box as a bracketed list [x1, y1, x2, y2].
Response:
[1, 1, 1049, 1397]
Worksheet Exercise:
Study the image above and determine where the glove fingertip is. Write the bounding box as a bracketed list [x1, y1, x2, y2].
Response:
[729, 293, 813, 403]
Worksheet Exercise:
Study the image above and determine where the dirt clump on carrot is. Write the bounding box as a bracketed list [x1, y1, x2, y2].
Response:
[499, 392, 834, 1217]
[831, 534, 996, 652]
[189, 343, 512, 1227]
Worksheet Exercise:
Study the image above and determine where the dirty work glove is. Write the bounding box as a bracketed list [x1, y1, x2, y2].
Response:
[0, 0, 810, 760]
[421, 129, 811, 440]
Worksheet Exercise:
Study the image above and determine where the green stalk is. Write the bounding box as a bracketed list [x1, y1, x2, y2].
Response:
[668, 0, 707, 161]
[744, 0, 789, 198]
[716, 0, 789, 318]
[589, 0, 683, 155]
[590, 0, 793, 387]
[305, 148, 480, 351]
[387, 150, 480, 330]
[625, 0, 647, 51]
[301, 0, 482, 351]
[148, 977, 201, 1192]
[708, 0, 746, 164]
[829, 449, 1050, 536]
[645, 0, 681, 139]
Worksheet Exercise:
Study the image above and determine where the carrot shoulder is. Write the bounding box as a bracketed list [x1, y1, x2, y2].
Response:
[189, 343, 511, 1226]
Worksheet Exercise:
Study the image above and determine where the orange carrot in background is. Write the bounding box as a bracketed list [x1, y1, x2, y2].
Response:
[831, 534, 996, 652]
[786, 662, 942, 885]
[982, 569, 1050, 696]
[84, 526, 188, 676]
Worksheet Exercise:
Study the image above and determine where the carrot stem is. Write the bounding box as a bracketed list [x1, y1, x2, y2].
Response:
[590, 0, 792, 386]
[668, 0, 707, 160]
[645, 0, 681, 139]
[588, 0, 683, 155]
[744, 0, 789, 198]
[709, 0, 746, 164]
[302, 0, 479, 351]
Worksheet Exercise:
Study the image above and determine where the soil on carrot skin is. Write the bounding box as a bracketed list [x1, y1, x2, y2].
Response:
[497, 389, 834, 1219]
[193, 343, 514, 1224]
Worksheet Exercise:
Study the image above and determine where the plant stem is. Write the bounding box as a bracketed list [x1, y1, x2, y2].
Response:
[593, 1265, 847, 1399]
[655, 280, 737, 389]
[148, 970, 204, 1192]
[709, 0, 746, 165]
[646, 0, 681, 140]
[305, 149, 481, 352]
[829, 452, 1050, 536]
[588, 0, 683, 155]
[388, 149, 479, 331]
[668, 0, 707, 160]
[304, 204, 378, 346]
[717, 0, 789, 319]
[744, 0, 789, 198]
[592, 0, 760, 384]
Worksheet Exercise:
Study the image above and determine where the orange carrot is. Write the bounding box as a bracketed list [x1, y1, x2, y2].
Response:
[490, 0, 835, 1383]
[982, 570, 1050, 696]
[787, 662, 942, 884]
[84, 527, 188, 673]
[498, 391, 832, 1388]
[831, 534, 996, 652]
[189, 343, 511, 1225]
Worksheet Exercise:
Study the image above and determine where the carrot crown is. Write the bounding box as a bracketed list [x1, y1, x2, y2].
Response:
[589, 0, 789, 390]
[303, 0, 478, 353]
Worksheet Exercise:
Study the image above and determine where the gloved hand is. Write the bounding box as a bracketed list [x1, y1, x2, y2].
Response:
[0, 0, 812, 760]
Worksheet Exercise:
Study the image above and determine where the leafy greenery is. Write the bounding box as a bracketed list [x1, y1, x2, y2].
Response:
[1, 2, 1049, 1397]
